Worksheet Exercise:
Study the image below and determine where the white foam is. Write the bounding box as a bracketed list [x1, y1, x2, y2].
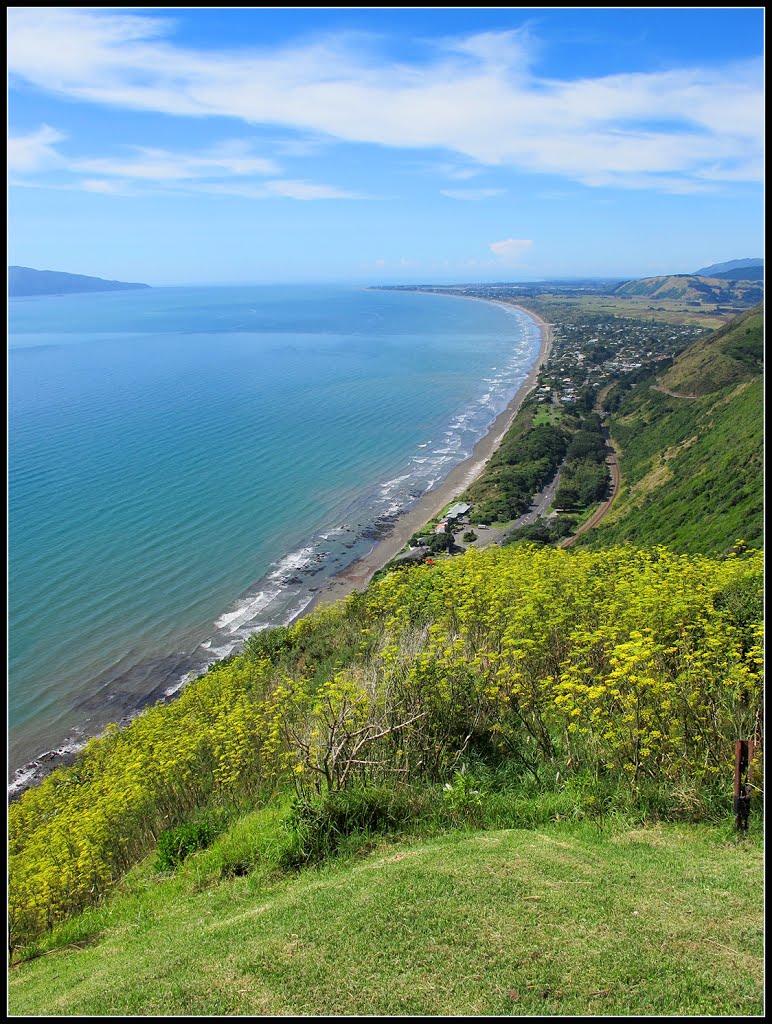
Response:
[8, 765, 40, 796]
[319, 526, 351, 540]
[267, 546, 316, 581]
[214, 588, 278, 630]
[8, 739, 87, 796]
[380, 473, 411, 495]
[281, 594, 315, 625]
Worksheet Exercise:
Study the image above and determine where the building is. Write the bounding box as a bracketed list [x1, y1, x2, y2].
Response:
[445, 502, 471, 522]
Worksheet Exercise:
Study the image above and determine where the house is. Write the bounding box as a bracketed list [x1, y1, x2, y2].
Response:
[445, 502, 471, 522]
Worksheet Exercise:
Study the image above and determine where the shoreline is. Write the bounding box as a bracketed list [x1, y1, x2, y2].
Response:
[9, 297, 551, 799]
[293, 299, 553, 619]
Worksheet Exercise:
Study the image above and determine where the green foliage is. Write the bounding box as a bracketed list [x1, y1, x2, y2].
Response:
[441, 764, 486, 825]
[462, 530, 477, 543]
[587, 376, 763, 554]
[280, 785, 416, 867]
[8, 542, 764, 953]
[555, 458, 609, 510]
[566, 429, 607, 463]
[461, 412, 567, 524]
[428, 531, 454, 553]
[155, 812, 227, 872]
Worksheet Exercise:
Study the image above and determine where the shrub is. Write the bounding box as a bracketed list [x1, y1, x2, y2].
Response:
[155, 812, 227, 872]
[279, 785, 415, 867]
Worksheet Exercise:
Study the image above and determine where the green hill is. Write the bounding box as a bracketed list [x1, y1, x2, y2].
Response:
[8, 819, 762, 1016]
[612, 274, 762, 306]
[581, 304, 763, 554]
[660, 303, 763, 395]
[9, 266, 150, 297]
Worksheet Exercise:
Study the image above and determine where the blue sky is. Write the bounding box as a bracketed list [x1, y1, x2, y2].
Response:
[8, 7, 764, 285]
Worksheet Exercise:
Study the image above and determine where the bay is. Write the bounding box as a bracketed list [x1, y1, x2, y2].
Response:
[8, 284, 540, 786]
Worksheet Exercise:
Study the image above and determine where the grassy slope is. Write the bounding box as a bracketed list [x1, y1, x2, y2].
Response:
[581, 306, 763, 554]
[8, 819, 763, 1017]
[661, 304, 763, 396]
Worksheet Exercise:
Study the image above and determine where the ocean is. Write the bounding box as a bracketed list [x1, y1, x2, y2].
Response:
[8, 284, 540, 789]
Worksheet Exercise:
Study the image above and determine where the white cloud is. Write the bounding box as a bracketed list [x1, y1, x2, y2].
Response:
[8, 130, 361, 200]
[72, 143, 280, 181]
[195, 179, 364, 200]
[440, 188, 503, 200]
[489, 238, 533, 262]
[7, 124, 65, 172]
[80, 178, 125, 194]
[7, 10, 763, 191]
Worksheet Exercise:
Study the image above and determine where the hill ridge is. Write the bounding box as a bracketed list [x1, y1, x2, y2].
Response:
[9, 265, 151, 297]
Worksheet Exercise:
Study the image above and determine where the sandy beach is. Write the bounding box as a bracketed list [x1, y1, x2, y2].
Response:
[295, 300, 553, 618]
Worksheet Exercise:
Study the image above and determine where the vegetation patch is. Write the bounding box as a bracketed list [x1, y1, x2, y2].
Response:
[9, 543, 762, 956]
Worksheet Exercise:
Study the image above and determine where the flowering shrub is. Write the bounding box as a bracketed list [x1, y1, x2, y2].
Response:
[9, 543, 763, 953]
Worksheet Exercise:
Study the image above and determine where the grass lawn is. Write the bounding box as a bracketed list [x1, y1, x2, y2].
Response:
[8, 819, 763, 1016]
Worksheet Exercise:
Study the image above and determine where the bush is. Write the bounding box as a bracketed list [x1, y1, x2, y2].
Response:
[279, 786, 416, 868]
[156, 812, 228, 872]
[429, 532, 454, 553]
[462, 530, 478, 543]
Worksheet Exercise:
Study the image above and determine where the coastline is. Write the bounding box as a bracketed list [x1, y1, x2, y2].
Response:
[9, 297, 551, 799]
[294, 300, 553, 618]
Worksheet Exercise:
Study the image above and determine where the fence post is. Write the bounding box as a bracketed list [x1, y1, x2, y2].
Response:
[733, 739, 754, 831]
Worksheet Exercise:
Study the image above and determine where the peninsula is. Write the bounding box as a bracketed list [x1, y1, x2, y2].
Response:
[9, 266, 151, 297]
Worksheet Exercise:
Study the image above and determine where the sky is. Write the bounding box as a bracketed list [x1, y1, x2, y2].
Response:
[7, 6, 764, 286]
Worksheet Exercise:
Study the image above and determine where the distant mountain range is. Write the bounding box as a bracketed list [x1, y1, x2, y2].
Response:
[693, 258, 763, 278]
[9, 266, 151, 297]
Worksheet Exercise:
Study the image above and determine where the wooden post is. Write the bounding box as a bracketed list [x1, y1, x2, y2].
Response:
[733, 739, 754, 831]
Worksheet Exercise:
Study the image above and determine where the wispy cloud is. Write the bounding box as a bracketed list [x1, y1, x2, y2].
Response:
[8, 124, 66, 173]
[8, 132, 363, 200]
[72, 142, 280, 181]
[440, 188, 504, 200]
[489, 238, 533, 262]
[7, 9, 763, 192]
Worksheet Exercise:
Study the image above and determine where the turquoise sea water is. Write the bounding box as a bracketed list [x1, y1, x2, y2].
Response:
[8, 285, 540, 787]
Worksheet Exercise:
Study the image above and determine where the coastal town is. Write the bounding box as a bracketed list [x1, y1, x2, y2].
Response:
[374, 286, 708, 572]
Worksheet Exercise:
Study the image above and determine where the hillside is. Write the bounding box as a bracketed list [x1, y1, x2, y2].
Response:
[694, 258, 763, 277]
[709, 266, 764, 282]
[612, 274, 762, 306]
[9, 266, 151, 297]
[7, 298, 764, 1017]
[581, 304, 763, 554]
[661, 303, 763, 395]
